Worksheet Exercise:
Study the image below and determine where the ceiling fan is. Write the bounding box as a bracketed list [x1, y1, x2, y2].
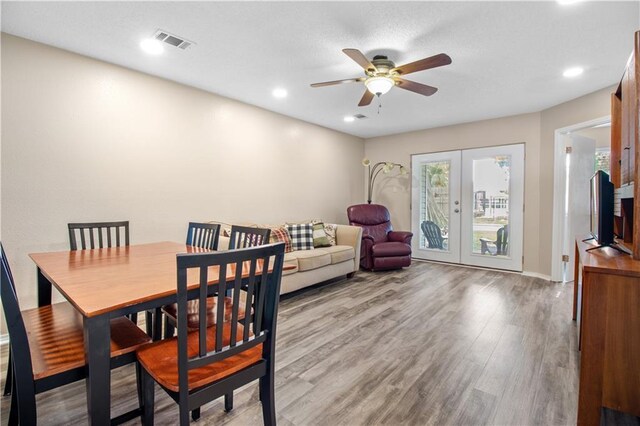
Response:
[310, 48, 452, 107]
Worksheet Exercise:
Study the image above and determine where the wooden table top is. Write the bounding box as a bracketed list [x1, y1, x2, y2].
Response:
[30, 241, 279, 318]
[576, 236, 640, 278]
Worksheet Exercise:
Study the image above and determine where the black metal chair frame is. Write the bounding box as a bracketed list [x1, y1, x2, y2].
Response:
[0, 244, 142, 425]
[139, 242, 285, 426]
[421, 220, 445, 250]
[186, 222, 221, 251]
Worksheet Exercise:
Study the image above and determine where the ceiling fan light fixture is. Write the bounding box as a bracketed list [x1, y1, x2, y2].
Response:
[365, 76, 395, 95]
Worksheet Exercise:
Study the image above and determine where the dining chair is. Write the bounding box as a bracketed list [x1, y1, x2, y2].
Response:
[155, 222, 222, 338]
[136, 242, 285, 426]
[163, 224, 269, 338]
[67, 221, 155, 332]
[228, 225, 271, 249]
[0, 243, 150, 425]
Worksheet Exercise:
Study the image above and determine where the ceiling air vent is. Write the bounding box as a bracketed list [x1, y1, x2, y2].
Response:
[154, 30, 194, 50]
[354, 114, 368, 120]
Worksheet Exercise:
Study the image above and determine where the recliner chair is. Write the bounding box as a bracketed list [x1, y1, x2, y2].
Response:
[347, 204, 413, 271]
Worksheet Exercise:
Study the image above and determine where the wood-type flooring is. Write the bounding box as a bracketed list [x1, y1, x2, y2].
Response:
[2, 260, 635, 425]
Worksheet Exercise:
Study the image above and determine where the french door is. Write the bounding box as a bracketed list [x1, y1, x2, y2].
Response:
[411, 144, 524, 271]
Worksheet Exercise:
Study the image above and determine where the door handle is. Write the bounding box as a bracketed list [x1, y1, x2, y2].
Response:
[454, 201, 459, 205]
[454, 208, 460, 213]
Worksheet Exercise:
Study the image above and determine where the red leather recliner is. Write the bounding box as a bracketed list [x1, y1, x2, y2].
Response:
[347, 204, 413, 271]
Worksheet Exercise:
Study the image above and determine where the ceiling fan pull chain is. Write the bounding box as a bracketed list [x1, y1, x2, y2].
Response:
[377, 94, 382, 114]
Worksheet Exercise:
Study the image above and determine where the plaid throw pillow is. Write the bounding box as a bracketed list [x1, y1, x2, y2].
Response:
[269, 227, 293, 253]
[286, 223, 314, 251]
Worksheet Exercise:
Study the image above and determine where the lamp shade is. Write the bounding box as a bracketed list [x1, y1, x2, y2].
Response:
[365, 76, 395, 95]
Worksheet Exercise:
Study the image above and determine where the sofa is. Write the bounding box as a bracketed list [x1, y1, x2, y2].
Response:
[217, 224, 362, 294]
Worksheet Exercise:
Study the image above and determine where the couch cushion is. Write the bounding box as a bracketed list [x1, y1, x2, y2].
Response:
[371, 242, 412, 257]
[283, 252, 299, 275]
[319, 245, 355, 264]
[288, 249, 331, 272]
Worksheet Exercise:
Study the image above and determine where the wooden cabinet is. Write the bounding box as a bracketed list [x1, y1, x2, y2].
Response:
[612, 31, 640, 257]
[574, 237, 640, 426]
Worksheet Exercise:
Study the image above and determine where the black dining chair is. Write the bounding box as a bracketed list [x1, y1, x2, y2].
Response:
[157, 222, 222, 338]
[67, 221, 157, 331]
[136, 243, 285, 426]
[0, 243, 150, 425]
[163, 224, 269, 338]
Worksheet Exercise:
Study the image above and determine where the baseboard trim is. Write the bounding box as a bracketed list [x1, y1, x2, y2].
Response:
[0, 334, 8, 346]
[412, 258, 552, 282]
[522, 271, 552, 281]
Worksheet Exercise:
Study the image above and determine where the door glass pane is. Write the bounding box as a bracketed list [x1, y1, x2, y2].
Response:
[420, 161, 450, 251]
[472, 155, 510, 257]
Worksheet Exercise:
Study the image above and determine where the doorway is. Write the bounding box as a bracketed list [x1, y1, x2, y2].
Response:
[411, 143, 524, 271]
[550, 116, 612, 283]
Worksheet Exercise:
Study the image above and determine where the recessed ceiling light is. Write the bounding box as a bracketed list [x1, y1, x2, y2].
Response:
[563, 67, 584, 78]
[272, 88, 288, 99]
[557, 0, 582, 4]
[140, 38, 164, 55]
[344, 116, 355, 123]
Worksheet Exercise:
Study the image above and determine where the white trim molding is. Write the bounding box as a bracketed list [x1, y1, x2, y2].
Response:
[522, 271, 552, 281]
[0, 334, 9, 346]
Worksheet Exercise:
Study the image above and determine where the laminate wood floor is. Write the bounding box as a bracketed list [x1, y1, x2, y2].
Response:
[0, 261, 601, 425]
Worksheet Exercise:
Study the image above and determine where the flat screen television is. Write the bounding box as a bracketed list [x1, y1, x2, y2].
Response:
[590, 170, 614, 245]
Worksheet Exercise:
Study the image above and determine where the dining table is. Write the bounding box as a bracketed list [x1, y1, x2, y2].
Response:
[29, 241, 284, 426]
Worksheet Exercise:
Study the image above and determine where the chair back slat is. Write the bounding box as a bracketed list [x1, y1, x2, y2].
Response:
[198, 266, 208, 357]
[496, 225, 509, 255]
[186, 222, 220, 250]
[244, 258, 257, 342]
[68, 221, 129, 251]
[0, 244, 35, 403]
[229, 260, 243, 347]
[175, 243, 284, 386]
[228, 225, 270, 249]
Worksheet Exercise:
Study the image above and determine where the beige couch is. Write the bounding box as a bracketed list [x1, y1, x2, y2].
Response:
[218, 224, 362, 294]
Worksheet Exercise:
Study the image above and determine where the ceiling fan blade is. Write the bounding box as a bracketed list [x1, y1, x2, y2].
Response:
[358, 90, 374, 107]
[343, 48, 377, 72]
[395, 78, 438, 96]
[310, 77, 364, 88]
[392, 53, 452, 75]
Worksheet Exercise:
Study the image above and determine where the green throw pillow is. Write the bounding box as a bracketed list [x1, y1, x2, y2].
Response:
[312, 222, 331, 247]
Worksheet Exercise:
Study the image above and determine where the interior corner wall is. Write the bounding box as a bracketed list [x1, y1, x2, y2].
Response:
[0, 33, 365, 320]
[538, 86, 615, 277]
[364, 85, 616, 278]
[364, 113, 542, 274]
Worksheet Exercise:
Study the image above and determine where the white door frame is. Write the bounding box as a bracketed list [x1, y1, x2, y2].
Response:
[460, 143, 525, 272]
[550, 115, 611, 282]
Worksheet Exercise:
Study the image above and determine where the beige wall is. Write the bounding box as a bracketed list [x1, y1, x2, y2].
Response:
[575, 126, 611, 149]
[365, 113, 542, 273]
[365, 86, 615, 276]
[1, 34, 364, 315]
[538, 86, 614, 276]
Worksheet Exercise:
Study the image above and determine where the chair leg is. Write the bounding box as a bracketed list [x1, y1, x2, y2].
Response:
[224, 392, 233, 412]
[145, 311, 154, 338]
[191, 407, 201, 421]
[259, 375, 276, 426]
[3, 349, 12, 396]
[179, 400, 190, 426]
[164, 317, 175, 338]
[8, 380, 17, 426]
[141, 368, 155, 426]
[135, 363, 143, 416]
[152, 308, 163, 341]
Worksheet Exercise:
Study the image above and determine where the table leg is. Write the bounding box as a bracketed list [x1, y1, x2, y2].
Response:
[84, 315, 111, 426]
[37, 268, 51, 307]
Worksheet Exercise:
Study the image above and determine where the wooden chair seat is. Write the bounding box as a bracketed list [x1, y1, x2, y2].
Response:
[136, 322, 262, 392]
[162, 297, 247, 330]
[23, 301, 151, 380]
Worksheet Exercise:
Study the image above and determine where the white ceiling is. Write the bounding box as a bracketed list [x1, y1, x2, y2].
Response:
[2, 1, 639, 138]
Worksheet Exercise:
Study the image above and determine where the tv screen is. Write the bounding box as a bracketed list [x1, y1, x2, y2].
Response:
[590, 170, 614, 245]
